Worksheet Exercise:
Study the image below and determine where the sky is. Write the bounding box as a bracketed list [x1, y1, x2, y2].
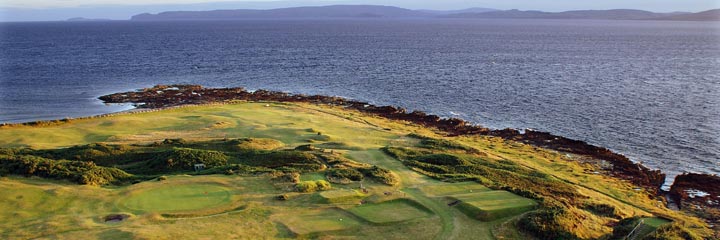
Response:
[2, 0, 718, 11]
[1, 0, 719, 21]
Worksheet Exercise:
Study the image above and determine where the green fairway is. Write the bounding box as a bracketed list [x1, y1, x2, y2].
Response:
[419, 182, 491, 196]
[348, 199, 431, 224]
[274, 209, 362, 236]
[449, 191, 537, 221]
[120, 183, 233, 212]
[319, 189, 366, 204]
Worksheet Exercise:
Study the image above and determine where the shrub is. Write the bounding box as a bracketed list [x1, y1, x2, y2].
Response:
[359, 166, 399, 186]
[150, 148, 228, 171]
[414, 154, 467, 166]
[518, 208, 579, 240]
[0, 154, 132, 185]
[644, 222, 701, 240]
[583, 202, 620, 218]
[611, 217, 642, 239]
[295, 180, 332, 192]
[243, 151, 324, 171]
[327, 168, 364, 182]
[272, 172, 301, 183]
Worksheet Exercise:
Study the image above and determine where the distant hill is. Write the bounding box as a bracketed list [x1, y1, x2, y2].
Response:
[130, 5, 719, 21]
[131, 5, 431, 20]
[651, 9, 720, 21]
[417, 7, 499, 15]
[66, 17, 112, 22]
[442, 9, 688, 20]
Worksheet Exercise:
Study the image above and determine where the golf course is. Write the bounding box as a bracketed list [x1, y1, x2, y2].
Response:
[0, 101, 713, 239]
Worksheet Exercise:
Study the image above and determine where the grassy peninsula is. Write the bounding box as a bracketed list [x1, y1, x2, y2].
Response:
[0, 91, 715, 239]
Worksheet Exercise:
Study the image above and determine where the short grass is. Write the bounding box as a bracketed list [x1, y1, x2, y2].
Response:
[319, 189, 366, 204]
[120, 183, 233, 213]
[449, 191, 537, 221]
[347, 199, 431, 224]
[273, 208, 362, 236]
[635, 217, 672, 238]
[419, 182, 491, 196]
[300, 172, 326, 182]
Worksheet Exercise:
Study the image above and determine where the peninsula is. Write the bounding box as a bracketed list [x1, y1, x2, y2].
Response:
[0, 85, 717, 239]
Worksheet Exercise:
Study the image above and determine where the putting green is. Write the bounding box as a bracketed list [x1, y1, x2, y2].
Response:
[348, 199, 431, 224]
[120, 183, 233, 212]
[450, 191, 537, 221]
[275, 209, 362, 236]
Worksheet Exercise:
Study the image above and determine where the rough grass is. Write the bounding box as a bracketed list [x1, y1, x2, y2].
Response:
[347, 199, 432, 224]
[449, 191, 538, 221]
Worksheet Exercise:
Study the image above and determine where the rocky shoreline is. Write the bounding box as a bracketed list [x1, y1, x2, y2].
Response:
[97, 84, 718, 212]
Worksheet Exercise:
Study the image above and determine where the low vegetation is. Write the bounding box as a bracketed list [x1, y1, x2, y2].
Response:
[0, 102, 711, 239]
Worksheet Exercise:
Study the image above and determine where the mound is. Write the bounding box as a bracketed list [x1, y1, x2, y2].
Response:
[232, 138, 285, 151]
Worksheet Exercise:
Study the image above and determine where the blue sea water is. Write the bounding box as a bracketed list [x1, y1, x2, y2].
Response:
[0, 19, 718, 187]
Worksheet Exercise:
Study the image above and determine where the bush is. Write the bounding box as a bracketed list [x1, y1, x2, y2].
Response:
[518, 208, 579, 240]
[644, 222, 702, 240]
[272, 172, 301, 183]
[0, 154, 132, 185]
[243, 150, 325, 171]
[295, 180, 332, 192]
[327, 168, 364, 182]
[583, 202, 619, 218]
[359, 166, 399, 186]
[150, 148, 228, 171]
[611, 217, 642, 239]
[414, 154, 468, 166]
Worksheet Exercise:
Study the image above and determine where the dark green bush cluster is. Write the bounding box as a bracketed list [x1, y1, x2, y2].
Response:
[199, 164, 275, 176]
[0, 154, 131, 185]
[150, 148, 228, 171]
[243, 150, 325, 171]
[358, 166, 399, 186]
[517, 208, 580, 240]
[610, 217, 642, 239]
[583, 202, 620, 218]
[271, 172, 301, 183]
[409, 133, 481, 154]
[326, 168, 364, 182]
[644, 222, 701, 240]
[295, 180, 332, 192]
[414, 154, 468, 166]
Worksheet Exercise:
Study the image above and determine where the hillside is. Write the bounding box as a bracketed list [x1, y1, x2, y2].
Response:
[442, 9, 686, 20]
[652, 9, 720, 21]
[129, 5, 718, 21]
[131, 5, 431, 20]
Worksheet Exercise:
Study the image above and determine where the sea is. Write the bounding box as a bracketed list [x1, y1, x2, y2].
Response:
[0, 19, 718, 188]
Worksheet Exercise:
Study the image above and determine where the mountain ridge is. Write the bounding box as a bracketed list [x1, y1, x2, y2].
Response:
[130, 5, 720, 21]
